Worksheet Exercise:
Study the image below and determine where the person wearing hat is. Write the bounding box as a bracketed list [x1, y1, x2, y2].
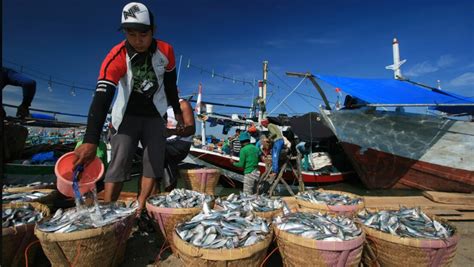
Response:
[261, 119, 284, 175]
[74, 2, 183, 214]
[230, 131, 260, 194]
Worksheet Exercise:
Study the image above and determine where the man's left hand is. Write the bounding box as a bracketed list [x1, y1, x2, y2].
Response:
[16, 105, 30, 119]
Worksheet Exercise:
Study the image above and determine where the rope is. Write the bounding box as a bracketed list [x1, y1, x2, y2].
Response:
[268, 77, 306, 115]
[259, 246, 279, 267]
[155, 242, 171, 265]
[71, 240, 83, 267]
[24, 239, 40, 267]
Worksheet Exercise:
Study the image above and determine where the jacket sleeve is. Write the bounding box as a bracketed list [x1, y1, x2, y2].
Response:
[233, 148, 246, 168]
[83, 44, 126, 145]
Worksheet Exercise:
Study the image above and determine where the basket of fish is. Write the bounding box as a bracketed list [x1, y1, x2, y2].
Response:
[2, 202, 50, 267]
[173, 203, 273, 266]
[358, 207, 460, 267]
[146, 189, 214, 254]
[179, 168, 221, 195]
[34, 202, 137, 267]
[296, 189, 364, 216]
[273, 211, 365, 267]
[215, 193, 283, 221]
[3, 181, 56, 192]
[2, 188, 58, 208]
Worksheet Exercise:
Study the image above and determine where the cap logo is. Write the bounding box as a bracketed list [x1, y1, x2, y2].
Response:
[123, 4, 141, 20]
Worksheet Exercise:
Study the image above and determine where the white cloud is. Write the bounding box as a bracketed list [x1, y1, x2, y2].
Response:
[437, 54, 455, 68]
[405, 54, 456, 77]
[405, 61, 439, 77]
[450, 72, 474, 87]
[305, 38, 338, 45]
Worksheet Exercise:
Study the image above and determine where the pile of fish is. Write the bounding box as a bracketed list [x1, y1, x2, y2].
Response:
[147, 188, 213, 209]
[274, 211, 362, 241]
[358, 207, 454, 239]
[2, 205, 44, 228]
[296, 190, 363, 206]
[176, 203, 270, 249]
[3, 181, 55, 189]
[216, 193, 283, 212]
[37, 202, 137, 233]
[2, 191, 50, 203]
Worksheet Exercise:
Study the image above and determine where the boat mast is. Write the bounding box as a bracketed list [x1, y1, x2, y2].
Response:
[385, 38, 406, 80]
[261, 61, 269, 122]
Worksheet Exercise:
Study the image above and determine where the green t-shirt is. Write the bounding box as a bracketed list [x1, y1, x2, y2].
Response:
[233, 143, 259, 174]
[75, 140, 108, 169]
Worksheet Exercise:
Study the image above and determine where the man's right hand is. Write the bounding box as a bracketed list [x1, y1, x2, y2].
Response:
[73, 143, 98, 169]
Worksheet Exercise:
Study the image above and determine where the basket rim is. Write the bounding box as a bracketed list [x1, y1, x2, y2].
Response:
[173, 228, 273, 260]
[34, 207, 135, 242]
[274, 225, 365, 251]
[296, 189, 365, 211]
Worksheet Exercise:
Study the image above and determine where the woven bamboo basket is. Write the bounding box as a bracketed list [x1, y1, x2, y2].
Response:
[274, 223, 365, 267]
[146, 194, 214, 255]
[360, 209, 460, 267]
[34, 207, 136, 267]
[2, 188, 58, 208]
[296, 189, 365, 217]
[2, 202, 50, 267]
[173, 228, 273, 266]
[3, 183, 56, 192]
[180, 168, 221, 195]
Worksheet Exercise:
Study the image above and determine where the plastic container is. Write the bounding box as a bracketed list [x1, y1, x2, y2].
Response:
[55, 152, 104, 197]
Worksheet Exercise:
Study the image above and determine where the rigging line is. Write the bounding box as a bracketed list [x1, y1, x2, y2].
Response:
[2, 59, 95, 89]
[268, 68, 323, 108]
[2, 65, 95, 92]
[268, 77, 306, 115]
[3, 103, 88, 118]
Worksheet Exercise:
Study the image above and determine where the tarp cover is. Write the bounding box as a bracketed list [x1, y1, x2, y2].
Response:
[315, 74, 474, 115]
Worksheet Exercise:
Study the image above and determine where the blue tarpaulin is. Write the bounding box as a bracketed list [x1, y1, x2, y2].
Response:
[315, 74, 474, 115]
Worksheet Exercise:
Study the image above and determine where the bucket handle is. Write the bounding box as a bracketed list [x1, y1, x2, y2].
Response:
[73, 165, 84, 201]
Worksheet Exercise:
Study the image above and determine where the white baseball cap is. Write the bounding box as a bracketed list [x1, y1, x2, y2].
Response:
[120, 2, 154, 32]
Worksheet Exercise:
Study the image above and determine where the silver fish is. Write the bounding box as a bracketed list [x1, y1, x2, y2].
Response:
[274, 211, 362, 241]
[2, 205, 44, 228]
[358, 207, 454, 239]
[176, 202, 270, 249]
[296, 190, 363, 206]
[2, 191, 50, 203]
[147, 189, 213, 209]
[37, 202, 137, 233]
[216, 193, 283, 212]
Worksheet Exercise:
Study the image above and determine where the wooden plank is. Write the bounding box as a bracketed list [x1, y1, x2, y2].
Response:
[423, 191, 474, 205]
[437, 212, 474, 221]
[363, 196, 474, 211]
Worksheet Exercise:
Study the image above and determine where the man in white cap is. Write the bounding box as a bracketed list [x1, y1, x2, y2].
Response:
[74, 2, 183, 214]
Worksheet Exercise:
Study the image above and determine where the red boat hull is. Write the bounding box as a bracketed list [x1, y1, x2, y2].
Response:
[341, 142, 474, 193]
[189, 149, 351, 184]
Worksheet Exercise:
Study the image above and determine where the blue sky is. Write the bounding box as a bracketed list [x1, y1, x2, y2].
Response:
[3, 0, 473, 136]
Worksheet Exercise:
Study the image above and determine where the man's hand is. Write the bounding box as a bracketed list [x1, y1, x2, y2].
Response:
[175, 113, 184, 130]
[73, 143, 98, 170]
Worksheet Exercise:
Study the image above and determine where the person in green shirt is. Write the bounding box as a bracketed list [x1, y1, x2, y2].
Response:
[230, 131, 260, 194]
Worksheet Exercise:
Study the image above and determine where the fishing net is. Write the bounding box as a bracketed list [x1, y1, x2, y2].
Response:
[296, 189, 365, 217]
[173, 228, 273, 266]
[361, 209, 460, 267]
[180, 168, 221, 196]
[274, 224, 365, 267]
[2, 202, 50, 267]
[34, 206, 135, 267]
